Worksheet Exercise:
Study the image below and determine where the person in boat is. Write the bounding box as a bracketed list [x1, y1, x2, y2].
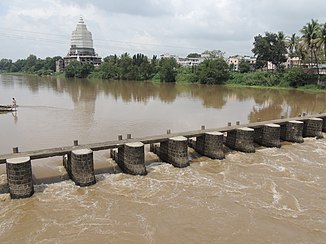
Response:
[12, 97, 17, 108]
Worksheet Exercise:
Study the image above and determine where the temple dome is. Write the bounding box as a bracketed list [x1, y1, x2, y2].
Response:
[70, 17, 93, 49]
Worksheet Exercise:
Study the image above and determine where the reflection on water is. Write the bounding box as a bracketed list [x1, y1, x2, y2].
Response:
[1, 75, 326, 243]
[3, 74, 326, 114]
[1, 74, 326, 154]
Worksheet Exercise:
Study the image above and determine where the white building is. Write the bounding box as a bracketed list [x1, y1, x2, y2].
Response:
[228, 55, 256, 71]
[285, 56, 302, 68]
[177, 57, 203, 66]
[160, 52, 217, 67]
[56, 17, 101, 72]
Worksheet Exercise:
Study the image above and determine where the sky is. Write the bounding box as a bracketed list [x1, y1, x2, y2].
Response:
[0, 0, 325, 61]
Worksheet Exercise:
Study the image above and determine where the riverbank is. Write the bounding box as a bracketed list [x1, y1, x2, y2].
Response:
[2, 68, 326, 92]
[0, 71, 65, 79]
[225, 70, 326, 92]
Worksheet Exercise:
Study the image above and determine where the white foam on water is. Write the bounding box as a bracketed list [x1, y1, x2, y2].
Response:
[136, 214, 155, 243]
[0, 211, 16, 237]
[271, 181, 281, 205]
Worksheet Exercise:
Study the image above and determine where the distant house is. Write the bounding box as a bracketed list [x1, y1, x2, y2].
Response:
[177, 57, 202, 67]
[160, 53, 178, 59]
[285, 56, 302, 68]
[160, 53, 205, 67]
[228, 55, 256, 71]
[228, 55, 241, 71]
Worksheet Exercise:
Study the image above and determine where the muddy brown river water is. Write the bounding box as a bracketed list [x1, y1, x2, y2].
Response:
[0, 74, 325, 243]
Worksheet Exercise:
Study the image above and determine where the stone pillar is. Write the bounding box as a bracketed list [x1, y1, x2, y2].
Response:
[154, 136, 189, 168]
[63, 154, 68, 170]
[117, 142, 147, 175]
[303, 118, 324, 139]
[280, 120, 304, 143]
[69, 149, 96, 187]
[225, 127, 255, 153]
[190, 132, 225, 159]
[6, 157, 34, 199]
[254, 123, 281, 148]
[322, 117, 326, 133]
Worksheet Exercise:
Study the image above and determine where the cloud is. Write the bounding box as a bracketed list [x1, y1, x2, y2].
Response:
[62, 0, 173, 17]
[0, 0, 325, 60]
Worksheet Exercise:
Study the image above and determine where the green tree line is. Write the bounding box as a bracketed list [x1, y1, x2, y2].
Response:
[0, 54, 61, 75]
[252, 19, 326, 70]
[1, 19, 325, 89]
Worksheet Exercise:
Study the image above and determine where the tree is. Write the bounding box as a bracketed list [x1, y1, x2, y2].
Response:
[0, 59, 13, 72]
[159, 57, 178, 82]
[316, 23, 326, 60]
[65, 60, 82, 78]
[301, 19, 321, 83]
[118, 53, 135, 80]
[192, 58, 229, 84]
[300, 19, 320, 64]
[287, 33, 300, 57]
[92, 53, 157, 81]
[43, 56, 62, 71]
[202, 50, 225, 58]
[132, 53, 155, 80]
[274, 32, 288, 70]
[252, 34, 271, 69]
[24, 54, 37, 72]
[80, 64, 94, 78]
[296, 42, 307, 64]
[64, 61, 93, 78]
[95, 62, 119, 80]
[252, 32, 288, 70]
[239, 59, 251, 73]
[187, 53, 201, 58]
[151, 55, 159, 74]
[287, 33, 300, 68]
[103, 55, 118, 64]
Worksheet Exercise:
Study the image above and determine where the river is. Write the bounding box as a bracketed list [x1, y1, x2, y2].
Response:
[0, 74, 325, 243]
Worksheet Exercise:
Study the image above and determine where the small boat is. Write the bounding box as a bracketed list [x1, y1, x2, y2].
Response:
[0, 105, 17, 112]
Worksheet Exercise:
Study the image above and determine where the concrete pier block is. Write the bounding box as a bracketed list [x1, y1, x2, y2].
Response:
[303, 118, 323, 139]
[254, 123, 281, 148]
[70, 149, 96, 187]
[116, 142, 147, 175]
[225, 127, 255, 153]
[280, 120, 304, 143]
[189, 131, 225, 159]
[63, 154, 68, 170]
[152, 136, 189, 168]
[322, 117, 326, 133]
[6, 157, 34, 199]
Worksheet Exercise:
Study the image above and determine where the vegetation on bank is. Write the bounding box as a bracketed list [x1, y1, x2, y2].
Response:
[0, 54, 61, 76]
[227, 69, 326, 89]
[1, 19, 326, 90]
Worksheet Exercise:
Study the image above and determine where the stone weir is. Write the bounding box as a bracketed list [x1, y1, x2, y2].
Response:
[1, 113, 326, 199]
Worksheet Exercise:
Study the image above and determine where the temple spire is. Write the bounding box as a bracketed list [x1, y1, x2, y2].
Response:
[60, 17, 102, 70]
[78, 16, 84, 24]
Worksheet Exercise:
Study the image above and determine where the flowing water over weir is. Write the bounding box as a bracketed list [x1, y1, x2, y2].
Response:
[0, 75, 326, 243]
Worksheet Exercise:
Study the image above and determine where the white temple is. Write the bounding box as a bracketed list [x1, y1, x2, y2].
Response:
[70, 17, 93, 50]
[57, 17, 101, 71]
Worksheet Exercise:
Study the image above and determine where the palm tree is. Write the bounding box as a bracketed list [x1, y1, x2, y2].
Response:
[301, 19, 320, 64]
[275, 32, 288, 70]
[295, 42, 306, 66]
[287, 33, 299, 67]
[300, 19, 321, 83]
[316, 23, 326, 60]
[288, 33, 297, 56]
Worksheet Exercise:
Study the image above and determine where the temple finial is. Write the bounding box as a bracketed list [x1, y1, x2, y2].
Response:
[79, 16, 84, 24]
